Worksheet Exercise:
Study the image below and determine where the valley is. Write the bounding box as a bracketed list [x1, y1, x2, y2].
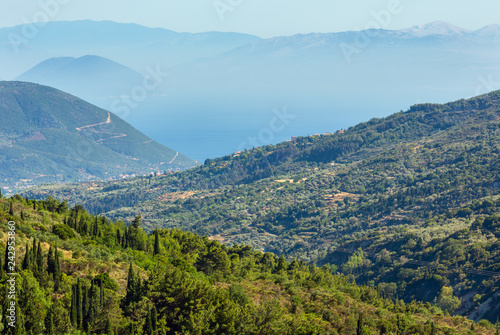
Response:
[25, 90, 500, 323]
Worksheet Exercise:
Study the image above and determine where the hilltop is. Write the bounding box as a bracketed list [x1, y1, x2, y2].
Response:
[0, 81, 197, 192]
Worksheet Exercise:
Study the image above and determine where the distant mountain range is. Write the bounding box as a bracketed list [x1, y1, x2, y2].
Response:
[0, 20, 261, 79]
[0, 81, 198, 192]
[3, 20, 500, 161]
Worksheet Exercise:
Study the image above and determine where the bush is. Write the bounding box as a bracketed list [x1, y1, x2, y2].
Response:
[228, 284, 250, 306]
[52, 224, 76, 240]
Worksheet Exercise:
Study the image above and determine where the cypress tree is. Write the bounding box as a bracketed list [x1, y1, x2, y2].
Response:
[20, 211, 26, 221]
[82, 286, 88, 331]
[54, 248, 61, 276]
[9, 201, 14, 216]
[54, 247, 61, 291]
[105, 319, 112, 335]
[431, 322, 436, 335]
[0, 248, 3, 278]
[30, 238, 36, 269]
[71, 285, 77, 327]
[36, 242, 43, 274]
[153, 229, 160, 256]
[93, 217, 99, 237]
[151, 306, 157, 332]
[4, 246, 9, 273]
[22, 243, 31, 271]
[86, 280, 97, 331]
[45, 309, 54, 335]
[116, 229, 121, 245]
[100, 277, 104, 306]
[123, 263, 141, 307]
[357, 313, 364, 335]
[124, 229, 129, 248]
[47, 245, 55, 275]
[76, 279, 83, 329]
[143, 308, 153, 335]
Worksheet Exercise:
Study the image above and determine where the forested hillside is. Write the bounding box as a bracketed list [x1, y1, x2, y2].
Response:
[2, 195, 495, 334]
[24, 90, 500, 322]
[0, 82, 197, 192]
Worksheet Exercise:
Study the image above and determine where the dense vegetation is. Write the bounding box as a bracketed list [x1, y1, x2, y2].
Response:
[3, 195, 497, 334]
[0, 81, 197, 193]
[25, 90, 500, 322]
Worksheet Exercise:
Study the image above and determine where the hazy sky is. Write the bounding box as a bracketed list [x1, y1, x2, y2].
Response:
[0, 0, 499, 37]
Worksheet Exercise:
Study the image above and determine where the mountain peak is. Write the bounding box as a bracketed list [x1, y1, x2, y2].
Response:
[474, 24, 500, 37]
[401, 21, 471, 37]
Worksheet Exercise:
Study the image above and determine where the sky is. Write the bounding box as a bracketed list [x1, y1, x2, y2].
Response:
[0, 0, 499, 38]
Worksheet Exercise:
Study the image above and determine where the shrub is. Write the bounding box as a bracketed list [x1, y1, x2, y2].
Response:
[52, 224, 76, 240]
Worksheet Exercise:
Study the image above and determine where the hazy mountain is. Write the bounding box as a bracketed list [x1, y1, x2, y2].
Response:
[401, 21, 471, 37]
[126, 21, 500, 161]
[3, 20, 500, 162]
[474, 24, 500, 37]
[0, 20, 262, 79]
[17, 55, 145, 102]
[0, 81, 197, 193]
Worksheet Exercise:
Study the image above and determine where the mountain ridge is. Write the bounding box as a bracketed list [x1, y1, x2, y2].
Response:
[0, 81, 198, 193]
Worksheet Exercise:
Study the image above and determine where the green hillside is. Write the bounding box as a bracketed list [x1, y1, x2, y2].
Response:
[0, 194, 497, 334]
[0, 81, 197, 193]
[24, 90, 500, 322]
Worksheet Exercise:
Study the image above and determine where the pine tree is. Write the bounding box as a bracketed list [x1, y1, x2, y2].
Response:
[153, 229, 161, 256]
